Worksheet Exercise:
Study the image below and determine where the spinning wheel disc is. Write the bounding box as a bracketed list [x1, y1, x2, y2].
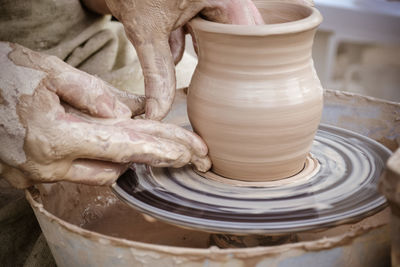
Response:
[112, 124, 391, 234]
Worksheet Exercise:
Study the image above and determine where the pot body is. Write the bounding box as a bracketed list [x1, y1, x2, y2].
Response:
[187, 3, 323, 181]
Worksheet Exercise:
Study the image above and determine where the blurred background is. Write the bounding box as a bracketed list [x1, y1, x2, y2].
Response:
[313, 0, 400, 102]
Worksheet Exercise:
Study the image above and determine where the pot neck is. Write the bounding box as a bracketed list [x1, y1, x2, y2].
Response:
[192, 28, 318, 78]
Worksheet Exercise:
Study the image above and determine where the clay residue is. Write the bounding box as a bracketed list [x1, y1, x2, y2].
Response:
[83, 201, 210, 248]
[0, 42, 45, 167]
[377, 137, 399, 152]
[323, 90, 400, 152]
[31, 182, 389, 251]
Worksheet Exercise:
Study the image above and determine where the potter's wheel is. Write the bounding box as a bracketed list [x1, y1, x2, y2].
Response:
[112, 124, 391, 235]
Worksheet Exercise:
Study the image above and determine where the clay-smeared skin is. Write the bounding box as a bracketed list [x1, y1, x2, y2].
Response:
[187, 2, 323, 181]
[104, 0, 265, 120]
[0, 42, 210, 188]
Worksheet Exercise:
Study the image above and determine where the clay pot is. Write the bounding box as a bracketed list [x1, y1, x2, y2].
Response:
[187, 1, 324, 181]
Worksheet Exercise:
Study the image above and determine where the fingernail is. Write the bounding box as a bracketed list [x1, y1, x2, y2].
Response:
[192, 155, 212, 172]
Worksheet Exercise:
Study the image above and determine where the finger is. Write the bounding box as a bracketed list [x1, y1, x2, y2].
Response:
[105, 85, 146, 116]
[63, 159, 128, 186]
[133, 37, 176, 120]
[59, 120, 194, 168]
[186, 24, 199, 56]
[169, 28, 186, 65]
[115, 119, 208, 157]
[191, 154, 212, 172]
[58, 109, 211, 171]
[245, 0, 265, 25]
[45, 70, 133, 118]
[114, 121, 211, 171]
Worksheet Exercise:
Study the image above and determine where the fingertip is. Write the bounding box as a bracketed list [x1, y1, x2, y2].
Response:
[145, 97, 170, 121]
[135, 39, 176, 121]
[189, 132, 209, 157]
[192, 155, 212, 172]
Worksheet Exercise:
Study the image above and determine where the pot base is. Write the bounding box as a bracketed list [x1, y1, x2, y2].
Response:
[194, 153, 319, 187]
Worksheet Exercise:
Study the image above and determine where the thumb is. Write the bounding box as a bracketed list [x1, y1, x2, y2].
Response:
[169, 28, 186, 65]
[134, 37, 176, 121]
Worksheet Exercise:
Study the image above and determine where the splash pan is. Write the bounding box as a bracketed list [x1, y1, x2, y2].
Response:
[112, 124, 391, 235]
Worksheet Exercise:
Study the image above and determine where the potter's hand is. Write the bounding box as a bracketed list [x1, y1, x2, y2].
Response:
[0, 42, 211, 189]
[105, 0, 264, 120]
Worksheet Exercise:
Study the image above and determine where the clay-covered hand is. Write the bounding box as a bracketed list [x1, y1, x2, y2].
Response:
[0, 42, 211, 189]
[105, 0, 264, 120]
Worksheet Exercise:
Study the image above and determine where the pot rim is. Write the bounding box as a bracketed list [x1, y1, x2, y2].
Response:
[188, 1, 322, 36]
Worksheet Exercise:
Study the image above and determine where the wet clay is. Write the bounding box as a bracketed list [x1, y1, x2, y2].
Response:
[187, 2, 323, 181]
[0, 43, 45, 167]
[83, 202, 210, 248]
[28, 180, 391, 266]
[36, 182, 209, 248]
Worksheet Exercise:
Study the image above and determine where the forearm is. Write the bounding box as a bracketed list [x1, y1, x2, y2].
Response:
[81, 0, 111, 15]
